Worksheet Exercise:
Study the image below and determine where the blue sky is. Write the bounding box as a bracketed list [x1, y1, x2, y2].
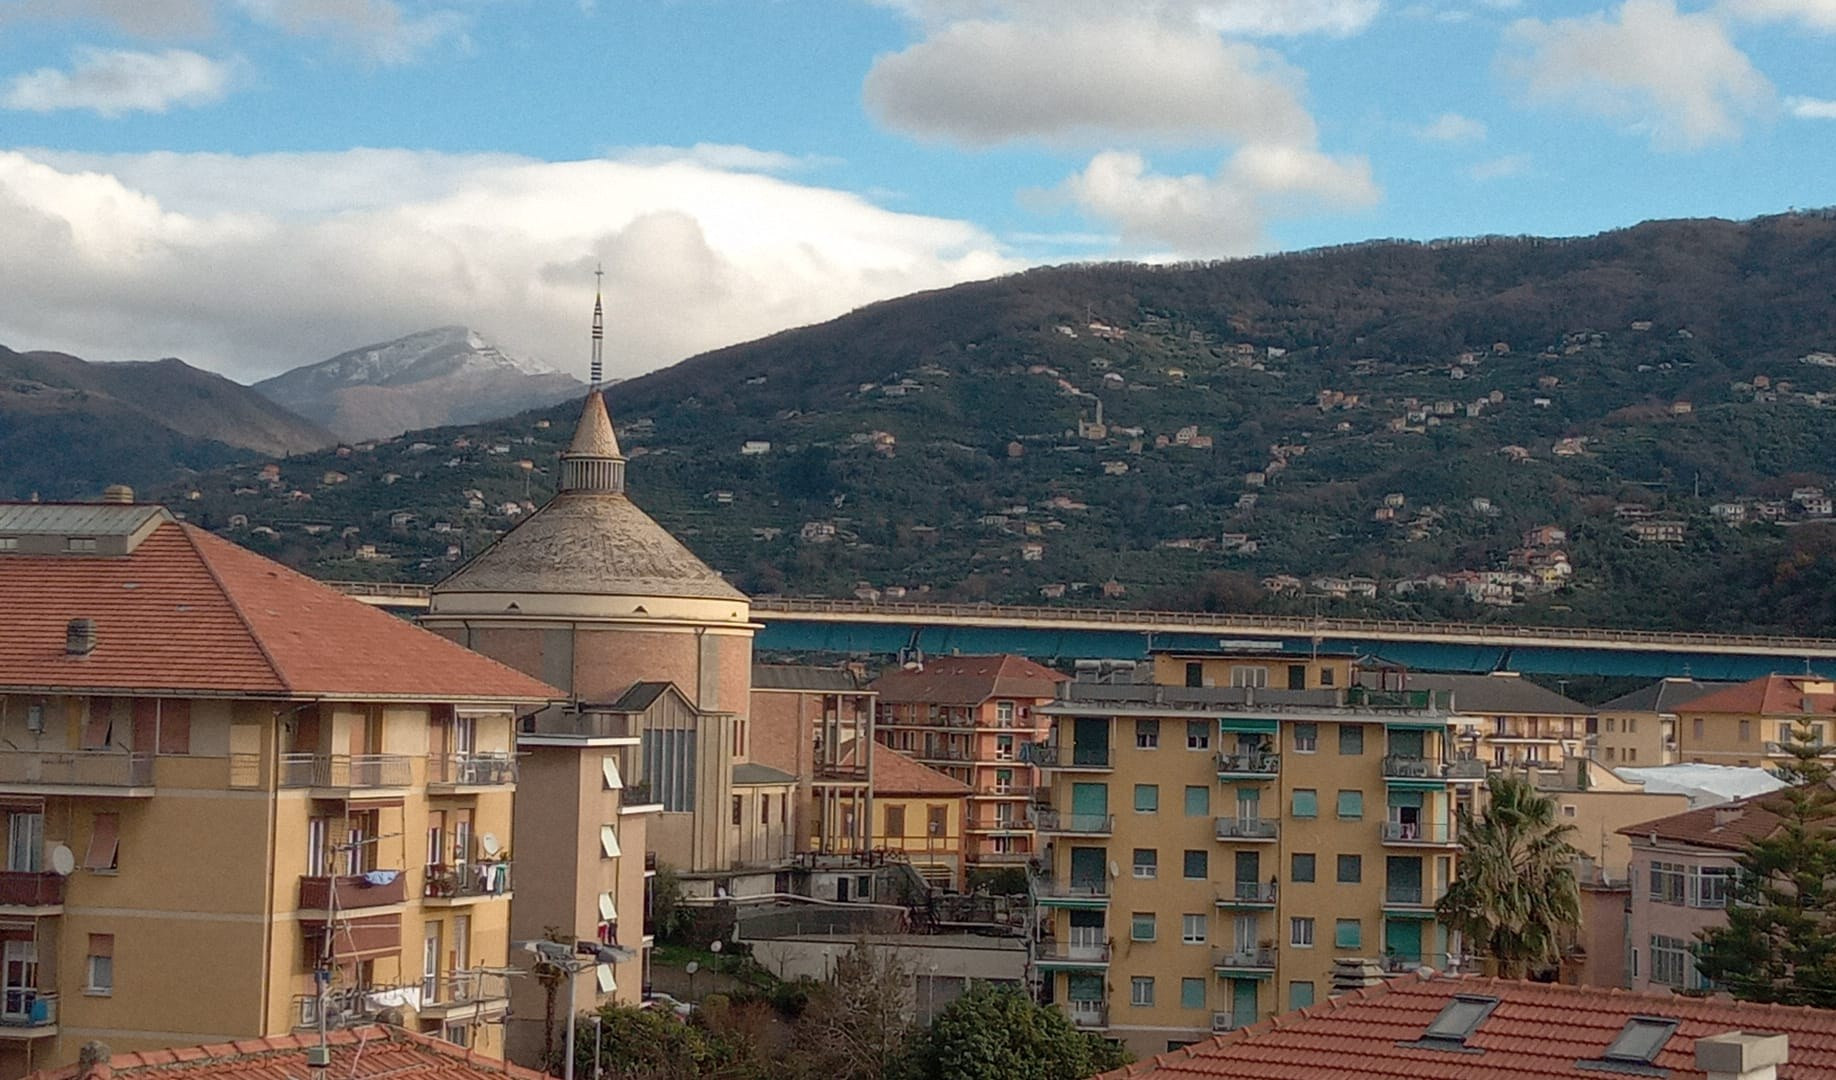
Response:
[1, 0, 1834, 381]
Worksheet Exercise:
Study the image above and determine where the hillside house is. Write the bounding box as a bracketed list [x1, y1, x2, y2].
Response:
[1524, 525, 1567, 548]
[1236, 493, 1259, 509]
[1039, 583, 1066, 599]
[740, 440, 772, 455]
[1373, 506, 1396, 522]
[1187, 434, 1213, 449]
[1101, 579, 1127, 598]
[1671, 401, 1694, 415]
[1628, 521, 1686, 544]
[1471, 497, 1494, 513]
[799, 521, 837, 543]
[1710, 502, 1748, 523]
[321, 471, 348, 485]
[1245, 471, 1267, 487]
[1101, 461, 1128, 475]
[1383, 493, 1406, 508]
[1501, 445, 1531, 462]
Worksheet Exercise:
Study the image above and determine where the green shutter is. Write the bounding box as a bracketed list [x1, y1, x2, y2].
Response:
[1291, 789, 1318, 817]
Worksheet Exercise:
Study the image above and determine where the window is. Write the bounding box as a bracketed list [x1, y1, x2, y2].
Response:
[1185, 662, 1204, 688]
[1132, 848, 1158, 879]
[1131, 912, 1157, 942]
[83, 813, 119, 872]
[1290, 917, 1315, 947]
[1336, 790, 1364, 820]
[884, 805, 906, 837]
[1134, 784, 1159, 813]
[1693, 718, 1704, 739]
[1605, 747, 1617, 762]
[1627, 748, 1638, 762]
[1291, 853, 1316, 883]
[1289, 981, 1315, 1009]
[731, 796, 743, 826]
[1186, 721, 1211, 750]
[1229, 665, 1269, 688]
[599, 824, 621, 858]
[1334, 919, 1362, 949]
[1288, 664, 1307, 690]
[1602, 1018, 1681, 1065]
[0, 537, 14, 551]
[1130, 977, 1155, 1007]
[1420, 995, 1499, 1047]
[1649, 861, 1686, 905]
[995, 735, 1014, 760]
[1319, 667, 1336, 687]
[761, 795, 771, 825]
[1184, 785, 1210, 817]
[1605, 717, 1616, 732]
[1339, 724, 1364, 756]
[1649, 935, 1687, 987]
[1291, 789, 1318, 818]
[85, 934, 113, 994]
[1627, 717, 1638, 733]
[155, 699, 191, 755]
[926, 804, 947, 837]
[997, 700, 1015, 724]
[1337, 854, 1362, 884]
[1690, 866, 1736, 908]
[1739, 719, 1751, 743]
[1181, 977, 1206, 1009]
[1136, 719, 1160, 749]
[67, 537, 98, 553]
[1183, 850, 1208, 879]
[1561, 803, 1578, 818]
[1182, 914, 1207, 944]
[1294, 723, 1318, 753]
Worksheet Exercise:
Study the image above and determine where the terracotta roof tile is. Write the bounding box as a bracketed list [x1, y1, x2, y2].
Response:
[1681, 674, 1836, 717]
[872, 747, 972, 796]
[1104, 975, 1836, 1080]
[869, 654, 1066, 706]
[1619, 790, 1796, 851]
[24, 1025, 546, 1079]
[0, 512, 559, 703]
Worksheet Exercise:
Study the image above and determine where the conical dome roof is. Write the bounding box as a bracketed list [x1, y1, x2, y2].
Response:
[566, 390, 622, 458]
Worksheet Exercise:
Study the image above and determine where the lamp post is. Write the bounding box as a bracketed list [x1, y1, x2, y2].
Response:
[522, 939, 635, 1080]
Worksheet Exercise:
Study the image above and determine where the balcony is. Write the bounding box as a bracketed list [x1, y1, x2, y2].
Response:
[1212, 945, 1277, 974]
[0, 871, 65, 910]
[1020, 743, 1112, 770]
[423, 861, 512, 904]
[280, 753, 412, 791]
[427, 753, 516, 789]
[0, 750, 153, 795]
[1381, 821, 1458, 847]
[971, 850, 1034, 865]
[417, 970, 511, 1022]
[812, 761, 870, 783]
[913, 745, 973, 764]
[1382, 883, 1444, 915]
[1381, 953, 1433, 974]
[1034, 942, 1111, 969]
[1066, 1002, 1108, 1030]
[299, 872, 408, 913]
[1215, 751, 1279, 780]
[965, 812, 1033, 834]
[1215, 881, 1278, 909]
[1764, 741, 1836, 757]
[1033, 878, 1110, 908]
[1036, 809, 1113, 836]
[1382, 756, 1488, 783]
[1214, 817, 1279, 842]
[0, 992, 57, 1038]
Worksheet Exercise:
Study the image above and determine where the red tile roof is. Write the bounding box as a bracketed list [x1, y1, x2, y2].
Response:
[1105, 974, 1836, 1080]
[872, 747, 972, 797]
[1619, 791, 1795, 852]
[869, 654, 1066, 706]
[0, 514, 559, 703]
[1680, 674, 1836, 717]
[26, 1024, 545, 1079]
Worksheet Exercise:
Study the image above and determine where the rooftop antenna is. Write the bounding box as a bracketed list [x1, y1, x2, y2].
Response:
[590, 264, 605, 390]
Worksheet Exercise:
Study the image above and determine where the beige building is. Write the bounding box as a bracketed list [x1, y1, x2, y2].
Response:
[1031, 655, 1478, 1058]
[0, 499, 556, 1078]
[1670, 674, 1836, 770]
[1594, 678, 1721, 767]
[869, 749, 972, 889]
[749, 665, 874, 856]
[1389, 673, 1592, 773]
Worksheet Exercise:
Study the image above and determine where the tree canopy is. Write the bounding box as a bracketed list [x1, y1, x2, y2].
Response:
[1437, 772, 1582, 978]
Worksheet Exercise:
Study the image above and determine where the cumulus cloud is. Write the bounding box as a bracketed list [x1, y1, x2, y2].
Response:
[1415, 112, 1487, 141]
[2, 48, 235, 116]
[1724, 0, 1836, 31]
[875, 0, 1381, 37]
[0, 0, 217, 37]
[0, 148, 1018, 382]
[1052, 146, 1377, 255]
[864, 17, 1316, 146]
[1785, 95, 1836, 118]
[1500, 0, 1772, 149]
[231, 0, 468, 63]
[1468, 152, 1531, 179]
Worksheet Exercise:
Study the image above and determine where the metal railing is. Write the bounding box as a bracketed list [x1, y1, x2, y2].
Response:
[1216, 751, 1280, 776]
[966, 812, 1032, 832]
[0, 991, 56, 1029]
[1215, 817, 1279, 841]
[1213, 945, 1277, 969]
[1066, 1002, 1108, 1029]
[424, 861, 512, 900]
[1036, 809, 1113, 834]
[0, 750, 153, 788]
[421, 969, 510, 1008]
[914, 745, 973, 763]
[0, 871, 65, 907]
[1384, 884, 1442, 906]
[624, 781, 655, 806]
[280, 753, 413, 789]
[1020, 743, 1112, 768]
[427, 753, 516, 786]
[1034, 877, 1110, 900]
[1035, 942, 1111, 963]
[1381, 821, 1457, 845]
[1382, 954, 1429, 973]
[1217, 881, 1278, 905]
[1382, 755, 1486, 780]
[299, 872, 407, 910]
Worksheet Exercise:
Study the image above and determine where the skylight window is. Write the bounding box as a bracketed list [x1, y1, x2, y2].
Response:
[1405, 995, 1499, 1051]
[1602, 1018, 1679, 1064]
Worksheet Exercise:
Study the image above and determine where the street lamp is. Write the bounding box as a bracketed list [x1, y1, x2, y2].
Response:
[521, 940, 636, 1080]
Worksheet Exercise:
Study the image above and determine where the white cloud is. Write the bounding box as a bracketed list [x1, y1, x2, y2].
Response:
[1468, 152, 1531, 179]
[1724, 0, 1836, 31]
[876, 1, 1381, 37]
[0, 0, 217, 37]
[864, 17, 1316, 146]
[1416, 112, 1487, 141]
[611, 143, 836, 174]
[0, 148, 1019, 383]
[1785, 95, 1836, 118]
[1052, 146, 1377, 256]
[2, 48, 234, 116]
[230, 0, 468, 64]
[1500, 0, 1772, 149]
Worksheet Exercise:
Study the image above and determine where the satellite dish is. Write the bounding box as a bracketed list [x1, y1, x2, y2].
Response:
[49, 845, 74, 876]
[480, 833, 501, 857]
[1108, 860, 1120, 879]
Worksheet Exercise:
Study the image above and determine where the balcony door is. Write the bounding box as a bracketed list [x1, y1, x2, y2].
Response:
[1235, 789, 1261, 825]
[1, 940, 35, 1019]
[1068, 910, 1104, 957]
[1388, 791, 1423, 836]
[7, 813, 42, 873]
[1069, 846, 1106, 892]
[1389, 729, 1424, 759]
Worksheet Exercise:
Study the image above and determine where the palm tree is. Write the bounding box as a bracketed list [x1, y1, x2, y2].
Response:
[1437, 772, 1582, 978]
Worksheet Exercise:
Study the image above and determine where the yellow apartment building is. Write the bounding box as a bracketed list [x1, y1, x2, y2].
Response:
[1388, 673, 1592, 773]
[1029, 655, 1479, 1058]
[870, 656, 1064, 876]
[1670, 674, 1836, 770]
[0, 499, 557, 1078]
[868, 749, 970, 888]
[1593, 679, 1720, 768]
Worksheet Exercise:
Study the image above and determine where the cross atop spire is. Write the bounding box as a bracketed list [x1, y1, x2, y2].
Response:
[590, 263, 605, 389]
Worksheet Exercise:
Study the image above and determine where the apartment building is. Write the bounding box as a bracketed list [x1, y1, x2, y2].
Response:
[870, 656, 1065, 875]
[1029, 656, 1478, 1058]
[869, 749, 971, 889]
[749, 665, 874, 856]
[0, 499, 557, 1077]
[1671, 674, 1836, 770]
[1620, 798, 1777, 994]
[1594, 678, 1722, 767]
[1388, 673, 1592, 772]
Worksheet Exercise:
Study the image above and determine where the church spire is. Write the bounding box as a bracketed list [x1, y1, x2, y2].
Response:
[590, 263, 605, 389]
[560, 272, 625, 495]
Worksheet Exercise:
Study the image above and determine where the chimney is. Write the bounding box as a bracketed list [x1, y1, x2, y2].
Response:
[66, 618, 97, 656]
[1714, 805, 1742, 828]
[1696, 1032, 1787, 1080]
[76, 1040, 113, 1078]
[100, 485, 134, 504]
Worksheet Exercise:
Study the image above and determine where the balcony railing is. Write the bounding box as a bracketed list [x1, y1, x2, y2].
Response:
[1066, 1002, 1108, 1029]
[1217, 881, 1278, 906]
[1020, 743, 1112, 768]
[1381, 754, 1489, 780]
[1216, 751, 1280, 777]
[423, 861, 512, 901]
[0, 871, 65, 907]
[1035, 942, 1111, 964]
[280, 753, 413, 789]
[812, 761, 870, 782]
[1214, 817, 1279, 841]
[966, 812, 1032, 832]
[0, 750, 153, 789]
[420, 969, 511, 1012]
[427, 753, 516, 786]
[624, 780, 655, 806]
[0, 991, 56, 1030]
[1034, 877, 1110, 900]
[1384, 884, 1442, 907]
[1382, 953, 1430, 973]
[1213, 945, 1277, 970]
[1381, 821, 1457, 845]
[915, 745, 973, 763]
[299, 872, 408, 911]
[1036, 809, 1113, 835]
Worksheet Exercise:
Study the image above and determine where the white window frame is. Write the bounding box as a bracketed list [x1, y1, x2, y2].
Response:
[1290, 917, 1314, 948]
[1181, 914, 1207, 945]
[1130, 976, 1155, 1007]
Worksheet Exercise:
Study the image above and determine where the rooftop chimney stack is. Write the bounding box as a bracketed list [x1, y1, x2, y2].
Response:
[100, 485, 134, 504]
[66, 618, 97, 656]
[1697, 1032, 1788, 1080]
